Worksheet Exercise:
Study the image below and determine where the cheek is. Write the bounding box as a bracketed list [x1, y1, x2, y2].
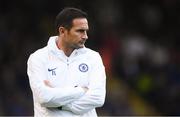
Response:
[68, 32, 81, 41]
[72, 34, 81, 40]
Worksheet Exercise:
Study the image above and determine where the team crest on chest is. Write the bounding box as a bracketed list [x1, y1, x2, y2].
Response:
[79, 63, 88, 72]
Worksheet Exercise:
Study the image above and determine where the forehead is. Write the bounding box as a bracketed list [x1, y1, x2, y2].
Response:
[72, 18, 89, 29]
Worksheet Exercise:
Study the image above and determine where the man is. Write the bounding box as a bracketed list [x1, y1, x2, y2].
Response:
[27, 7, 106, 117]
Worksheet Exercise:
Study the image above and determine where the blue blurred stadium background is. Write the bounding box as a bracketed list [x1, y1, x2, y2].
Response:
[0, 0, 180, 116]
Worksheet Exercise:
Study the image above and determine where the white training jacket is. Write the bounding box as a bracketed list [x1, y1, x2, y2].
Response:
[27, 36, 106, 117]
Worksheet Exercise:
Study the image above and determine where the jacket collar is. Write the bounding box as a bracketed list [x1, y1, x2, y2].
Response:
[47, 36, 87, 58]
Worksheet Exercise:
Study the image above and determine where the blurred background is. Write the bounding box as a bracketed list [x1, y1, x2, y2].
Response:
[0, 0, 180, 116]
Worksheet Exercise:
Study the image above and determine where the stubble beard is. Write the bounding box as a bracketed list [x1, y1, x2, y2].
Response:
[73, 40, 86, 49]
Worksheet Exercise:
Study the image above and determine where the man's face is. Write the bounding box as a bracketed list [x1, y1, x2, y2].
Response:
[64, 18, 89, 49]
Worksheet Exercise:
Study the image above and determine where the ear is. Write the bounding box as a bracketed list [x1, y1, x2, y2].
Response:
[58, 27, 65, 35]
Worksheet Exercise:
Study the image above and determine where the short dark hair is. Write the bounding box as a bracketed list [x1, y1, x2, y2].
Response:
[55, 7, 88, 34]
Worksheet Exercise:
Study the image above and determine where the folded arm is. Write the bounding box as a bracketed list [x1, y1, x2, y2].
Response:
[61, 54, 106, 115]
[27, 54, 86, 107]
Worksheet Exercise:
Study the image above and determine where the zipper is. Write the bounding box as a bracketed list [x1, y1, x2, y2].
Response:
[67, 58, 69, 66]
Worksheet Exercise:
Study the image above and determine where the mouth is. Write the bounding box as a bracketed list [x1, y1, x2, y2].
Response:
[79, 40, 86, 45]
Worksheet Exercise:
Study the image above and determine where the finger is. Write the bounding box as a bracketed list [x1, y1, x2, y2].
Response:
[44, 80, 53, 88]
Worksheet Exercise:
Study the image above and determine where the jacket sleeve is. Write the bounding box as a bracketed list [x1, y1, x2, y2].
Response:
[62, 53, 106, 115]
[27, 54, 86, 107]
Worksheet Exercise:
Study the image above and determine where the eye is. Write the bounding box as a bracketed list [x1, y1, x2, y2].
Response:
[76, 28, 89, 33]
[77, 29, 85, 33]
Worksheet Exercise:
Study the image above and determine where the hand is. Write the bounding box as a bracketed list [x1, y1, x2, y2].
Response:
[44, 80, 53, 88]
[82, 86, 89, 92]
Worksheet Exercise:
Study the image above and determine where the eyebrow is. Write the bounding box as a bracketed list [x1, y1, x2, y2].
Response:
[76, 28, 89, 32]
[79, 28, 88, 31]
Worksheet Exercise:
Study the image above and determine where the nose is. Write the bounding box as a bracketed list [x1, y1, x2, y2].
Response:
[82, 32, 88, 40]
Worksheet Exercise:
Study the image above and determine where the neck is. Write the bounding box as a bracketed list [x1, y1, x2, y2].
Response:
[56, 36, 74, 57]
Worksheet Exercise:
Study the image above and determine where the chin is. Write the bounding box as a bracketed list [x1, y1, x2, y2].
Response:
[77, 44, 84, 49]
[73, 43, 85, 49]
